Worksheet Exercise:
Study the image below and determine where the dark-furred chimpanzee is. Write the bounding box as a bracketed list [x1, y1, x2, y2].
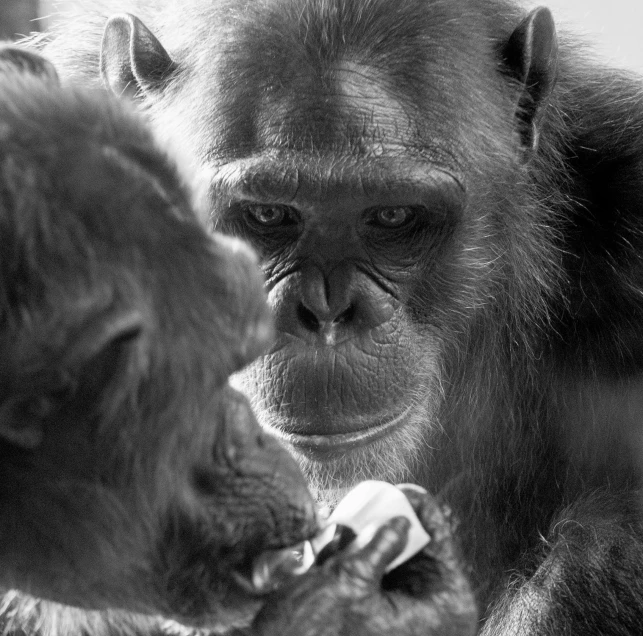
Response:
[34, 0, 643, 633]
[0, 42, 309, 633]
[0, 45, 475, 636]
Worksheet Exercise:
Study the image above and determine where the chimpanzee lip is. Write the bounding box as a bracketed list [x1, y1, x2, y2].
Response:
[271, 406, 412, 455]
[232, 567, 274, 598]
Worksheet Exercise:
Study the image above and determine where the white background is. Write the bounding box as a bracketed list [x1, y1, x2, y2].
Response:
[530, 0, 643, 71]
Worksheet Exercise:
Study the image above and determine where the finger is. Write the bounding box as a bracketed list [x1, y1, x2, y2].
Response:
[341, 516, 410, 585]
[398, 486, 452, 541]
[397, 483, 429, 510]
[396, 487, 461, 571]
[315, 525, 357, 566]
[397, 484, 440, 524]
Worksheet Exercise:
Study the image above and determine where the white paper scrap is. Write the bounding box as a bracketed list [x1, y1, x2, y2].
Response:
[312, 480, 431, 572]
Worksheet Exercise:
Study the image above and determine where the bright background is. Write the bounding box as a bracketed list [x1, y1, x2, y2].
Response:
[529, 0, 643, 71]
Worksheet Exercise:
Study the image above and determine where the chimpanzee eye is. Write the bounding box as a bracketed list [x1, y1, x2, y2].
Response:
[244, 203, 297, 227]
[369, 206, 417, 228]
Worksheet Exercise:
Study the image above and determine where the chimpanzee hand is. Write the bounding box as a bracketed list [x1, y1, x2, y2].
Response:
[250, 488, 478, 636]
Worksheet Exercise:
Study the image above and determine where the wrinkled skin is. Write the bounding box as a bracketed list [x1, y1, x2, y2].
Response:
[32, 0, 643, 633]
[0, 46, 317, 634]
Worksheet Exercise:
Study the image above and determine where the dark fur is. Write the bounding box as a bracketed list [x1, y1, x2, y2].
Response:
[0, 48, 317, 635]
[26, 1, 643, 634]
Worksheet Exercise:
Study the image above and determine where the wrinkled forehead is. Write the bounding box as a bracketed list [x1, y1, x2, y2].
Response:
[187, 0, 498, 166]
[255, 59, 417, 157]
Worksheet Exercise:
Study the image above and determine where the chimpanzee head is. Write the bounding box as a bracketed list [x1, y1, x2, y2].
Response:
[97, 1, 560, 506]
[0, 46, 316, 631]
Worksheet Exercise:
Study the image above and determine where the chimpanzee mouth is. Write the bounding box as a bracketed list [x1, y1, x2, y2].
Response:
[232, 540, 315, 597]
[231, 566, 265, 597]
[270, 406, 412, 455]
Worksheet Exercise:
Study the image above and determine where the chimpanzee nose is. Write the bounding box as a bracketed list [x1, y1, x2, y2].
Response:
[295, 263, 395, 339]
[298, 267, 353, 331]
[297, 300, 354, 332]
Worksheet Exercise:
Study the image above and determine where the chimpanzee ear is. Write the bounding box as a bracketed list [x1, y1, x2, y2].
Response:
[100, 13, 177, 100]
[502, 7, 558, 156]
[58, 308, 144, 371]
[0, 45, 59, 82]
[0, 309, 144, 451]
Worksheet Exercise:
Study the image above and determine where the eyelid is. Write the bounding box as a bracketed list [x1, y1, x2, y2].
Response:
[241, 201, 300, 227]
[365, 205, 419, 228]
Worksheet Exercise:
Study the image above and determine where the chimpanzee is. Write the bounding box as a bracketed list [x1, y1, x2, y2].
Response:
[0, 45, 475, 636]
[35, 0, 643, 633]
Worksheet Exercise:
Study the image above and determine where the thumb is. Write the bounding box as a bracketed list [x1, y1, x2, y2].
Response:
[340, 516, 410, 585]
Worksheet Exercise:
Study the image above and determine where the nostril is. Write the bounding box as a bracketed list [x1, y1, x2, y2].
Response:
[297, 302, 320, 331]
[334, 304, 355, 325]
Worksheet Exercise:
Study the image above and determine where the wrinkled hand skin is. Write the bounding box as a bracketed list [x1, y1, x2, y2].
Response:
[248, 489, 477, 636]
